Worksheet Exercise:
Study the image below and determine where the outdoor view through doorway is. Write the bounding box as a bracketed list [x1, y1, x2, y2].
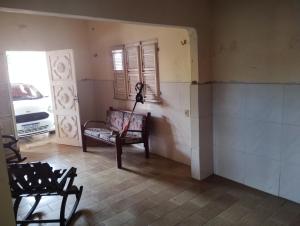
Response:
[6, 51, 55, 148]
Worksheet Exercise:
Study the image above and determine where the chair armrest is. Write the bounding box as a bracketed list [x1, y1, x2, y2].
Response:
[83, 120, 106, 129]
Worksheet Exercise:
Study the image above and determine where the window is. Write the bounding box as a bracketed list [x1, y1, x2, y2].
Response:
[112, 49, 124, 71]
[112, 40, 160, 102]
[112, 47, 127, 100]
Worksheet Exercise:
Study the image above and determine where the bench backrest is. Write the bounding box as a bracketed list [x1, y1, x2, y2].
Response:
[106, 107, 150, 133]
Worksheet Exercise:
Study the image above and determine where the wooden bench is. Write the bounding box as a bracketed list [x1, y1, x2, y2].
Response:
[82, 107, 151, 168]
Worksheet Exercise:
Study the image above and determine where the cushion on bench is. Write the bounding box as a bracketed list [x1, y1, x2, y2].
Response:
[84, 128, 114, 141]
[84, 127, 143, 143]
[106, 110, 124, 131]
[84, 108, 147, 145]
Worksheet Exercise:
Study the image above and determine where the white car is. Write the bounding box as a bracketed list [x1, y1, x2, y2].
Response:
[12, 83, 55, 137]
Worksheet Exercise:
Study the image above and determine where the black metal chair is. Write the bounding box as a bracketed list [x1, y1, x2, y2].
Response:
[8, 162, 83, 226]
[2, 135, 26, 163]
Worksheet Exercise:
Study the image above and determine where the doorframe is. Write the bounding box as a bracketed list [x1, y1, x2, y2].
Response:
[5, 50, 56, 141]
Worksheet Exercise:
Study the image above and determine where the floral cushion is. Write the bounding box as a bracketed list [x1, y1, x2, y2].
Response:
[106, 110, 124, 131]
[84, 127, 142, 144]
[123, 112, 145, 137]
[84, 128, 115, 142]
[84, 109, 147, 145]
[123, 113, 144, 130]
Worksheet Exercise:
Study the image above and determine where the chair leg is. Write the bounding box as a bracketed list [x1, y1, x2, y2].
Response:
[19, 195, 41, 226]
[66, 186, 83, 226]
[144, 139, 150, 159]
[82, 135, 87, 152]
[60, 195, 68, 226]
[116, 142, 122, 169]
[13, 197, 22, 220]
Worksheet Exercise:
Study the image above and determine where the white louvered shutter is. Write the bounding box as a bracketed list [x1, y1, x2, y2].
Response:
[125, 43, 141, 100]
[141, 40, 160, 101]
[112, 47, 127, 100]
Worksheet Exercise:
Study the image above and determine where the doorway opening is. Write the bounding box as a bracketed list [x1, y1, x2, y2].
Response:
[6, 51, 55, 149]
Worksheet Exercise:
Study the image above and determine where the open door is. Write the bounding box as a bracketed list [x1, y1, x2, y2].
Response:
[46, 49, 82, 146]
[0, 52, 16, 137]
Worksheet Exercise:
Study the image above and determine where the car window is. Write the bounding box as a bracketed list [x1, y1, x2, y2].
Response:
[12, 84, 43, 101]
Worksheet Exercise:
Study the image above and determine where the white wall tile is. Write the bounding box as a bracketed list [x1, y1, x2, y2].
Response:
[199, 117, 213, 179]
[190, 84, 199, 119]
[213, 83, 245, 118]
[191, 147, 200, 180]
[214, 146, 245, 183]
[245, 84, 283, 123]
[199, 84, 212, 117]
[280, 162, 300, 203]
[214, 116, 246, 151]
[213, 83, 300, 203]
[283, 85, 300, 126]
[244, 120, 282, 161]
[77, 80, 97, 123]
[281, 125, 300, 165]
[244, 154, 280, 195]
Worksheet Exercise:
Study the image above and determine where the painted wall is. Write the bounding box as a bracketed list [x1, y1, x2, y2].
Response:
[0, 0, 212, 83]
[213, 0, 300, 83]
[0, 12, 96, 123]
[87, 21, 192, 165]
[88, 21, 191, 82]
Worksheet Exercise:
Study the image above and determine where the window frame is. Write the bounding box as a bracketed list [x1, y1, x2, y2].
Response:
[112, 39, 160, 102]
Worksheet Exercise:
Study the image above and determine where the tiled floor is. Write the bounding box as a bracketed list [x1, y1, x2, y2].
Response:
[15, 142, 300, 226]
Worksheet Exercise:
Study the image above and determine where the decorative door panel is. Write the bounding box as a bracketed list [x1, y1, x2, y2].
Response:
[50, 52, 73, 81]
[47, 50, 82, 146]
[56, 115, 79, 139]
[0, 52, 16, 137]
[53, 85, 77, 111]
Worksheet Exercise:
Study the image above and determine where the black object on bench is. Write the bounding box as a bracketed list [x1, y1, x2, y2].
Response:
[2, 135, 26, 163]
[8, 162, 83, 226]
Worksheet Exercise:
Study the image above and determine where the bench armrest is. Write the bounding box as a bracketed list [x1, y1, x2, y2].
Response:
[83, 120, 106, 129]
[126, 130, 143, 133]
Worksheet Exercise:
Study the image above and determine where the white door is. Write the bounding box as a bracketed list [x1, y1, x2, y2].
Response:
[0, 52, 16, 137]
[46, 49, 82, 146]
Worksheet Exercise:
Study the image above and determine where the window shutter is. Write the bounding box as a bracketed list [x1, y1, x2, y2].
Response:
[125, 43, 141, 100]
[141, 40, 160, 101]
[112, 46, 127, 100]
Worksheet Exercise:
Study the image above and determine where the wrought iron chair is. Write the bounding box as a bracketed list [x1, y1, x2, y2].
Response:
[2, 135, 26, 163]
[7, 162, 83, 226]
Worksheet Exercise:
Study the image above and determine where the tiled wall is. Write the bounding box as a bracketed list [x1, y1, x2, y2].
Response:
[77, 80, 97, 124]
[213, 82, 300, 203]
[198, 84, 213, 179]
